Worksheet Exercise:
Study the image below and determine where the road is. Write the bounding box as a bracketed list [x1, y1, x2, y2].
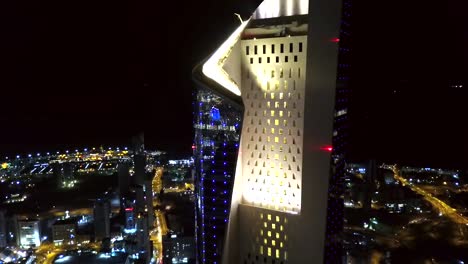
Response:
[392, 166, 468, 225]
[150, 166, 169, 264]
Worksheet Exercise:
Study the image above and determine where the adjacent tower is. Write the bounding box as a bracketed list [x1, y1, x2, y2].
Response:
[193, 0, 348, 263]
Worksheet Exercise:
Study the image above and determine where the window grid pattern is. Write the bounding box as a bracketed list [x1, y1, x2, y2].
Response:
[241, 207, 289, 264]
[241, 36, 307, 214]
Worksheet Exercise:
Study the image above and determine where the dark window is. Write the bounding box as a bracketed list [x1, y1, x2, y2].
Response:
[299, 42, 303, 52]
[285, 56, 288, 63]
[263, 45, 266, 54]
[280, 44, 284, 53]
[246, 46, 250, 55]
[254, 45, 258, 55]
[294, 55, 298, 62]
[276, 56, 279, 63]
[258, 57, 262, 64]
[289, 43, 293, 52]
[250, 58, 253, 64]
[267, 57, 270, 63]
[271, 44, 275, 54]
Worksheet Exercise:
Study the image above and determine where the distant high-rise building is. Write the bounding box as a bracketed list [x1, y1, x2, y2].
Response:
[93, 199, 110, 241]
[193, 0, 350, 263]
[118, 162, 131, 197]
[128, 133, 153, 264]
[17, 219, 40, 248]
[192, 88, 243, 263]
[52, 218, 77, 246]
[163, 234, 196, 264]
[0, 211, 6, 248]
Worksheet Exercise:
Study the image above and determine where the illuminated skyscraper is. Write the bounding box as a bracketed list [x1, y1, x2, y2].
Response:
[192, 88, 242, 263]
[193, 0, 349, 263]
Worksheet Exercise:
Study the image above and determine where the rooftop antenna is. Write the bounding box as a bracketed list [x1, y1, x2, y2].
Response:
[234, 13, 243, 24]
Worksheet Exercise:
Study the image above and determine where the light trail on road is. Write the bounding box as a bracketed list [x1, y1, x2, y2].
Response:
[393, 166, 468, 225]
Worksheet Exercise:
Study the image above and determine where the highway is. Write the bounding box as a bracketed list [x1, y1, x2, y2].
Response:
[392, 166, 468, 225]
[150, 167, 169, 264]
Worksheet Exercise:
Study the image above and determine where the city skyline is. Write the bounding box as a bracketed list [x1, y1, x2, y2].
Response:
[0, 0, 466, 169]
[0, 0, 466, 263]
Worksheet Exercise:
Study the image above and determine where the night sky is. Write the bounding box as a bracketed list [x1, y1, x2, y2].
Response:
[0, 0, 466, 168]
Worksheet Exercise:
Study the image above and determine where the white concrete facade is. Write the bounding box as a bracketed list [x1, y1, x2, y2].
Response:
[200, 0, 343, 263]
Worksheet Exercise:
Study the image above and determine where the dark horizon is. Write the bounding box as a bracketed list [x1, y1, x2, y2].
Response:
[0, 0, 466, 169]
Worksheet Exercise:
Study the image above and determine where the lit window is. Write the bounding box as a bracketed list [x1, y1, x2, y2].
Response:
[268, 214, 271, 220]
[283, 102, 287, 108]
[275, 102, 280, 108]
[271, 93, 275, 99]
[260, 245, 263, 254]
[275, 137, 279, 143]
[264, 238, 267, 244]
[268, 247, 272, 257]
[280, 242, 283, 248]
[268, 231, 272, 237]
[272, 223, 276, 229]
[264, 222, 267, 228]
[275, 119, 279, 126]
[279, 93, 283, 99]
[280, 225, 283, 231]
[276, 249, 280, 258]
[272, 240, 276, 246]
[276, 232, 280, 239]
[279, 128, 283, 135]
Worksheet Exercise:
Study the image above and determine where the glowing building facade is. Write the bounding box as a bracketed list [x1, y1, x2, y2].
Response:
[193, 0, 347, 263]
[17, 220, 40, 248]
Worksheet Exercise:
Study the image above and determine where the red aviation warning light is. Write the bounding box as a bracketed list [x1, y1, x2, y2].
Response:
[330, 38, 340, 43]
[320, 145, 333, 152]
